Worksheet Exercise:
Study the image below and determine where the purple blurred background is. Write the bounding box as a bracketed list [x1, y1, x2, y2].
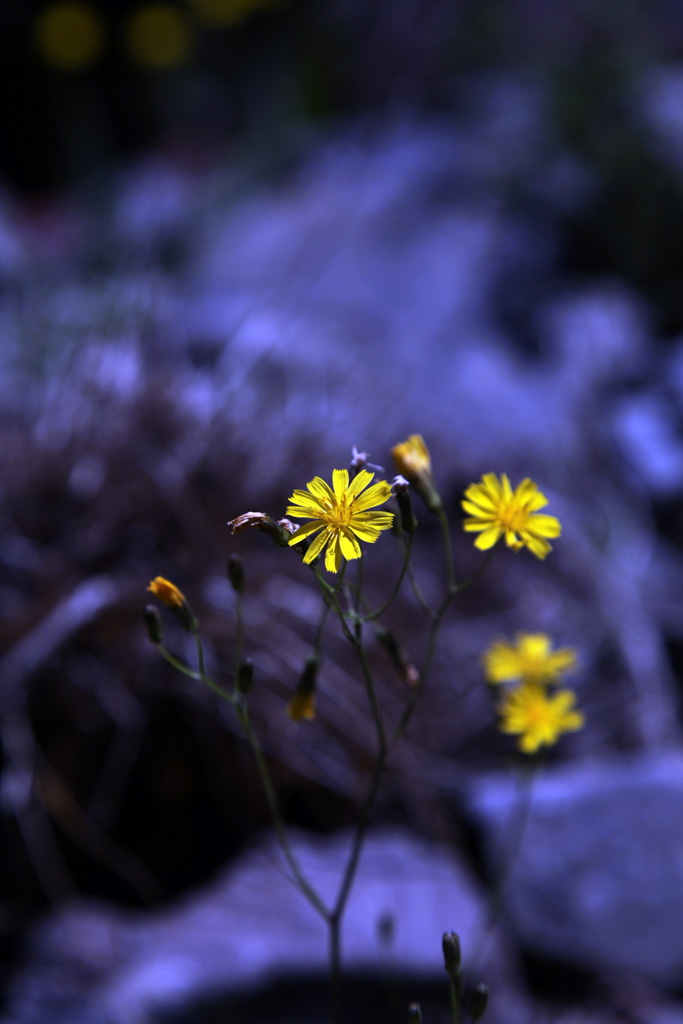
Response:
[2, 2, 683, 1022]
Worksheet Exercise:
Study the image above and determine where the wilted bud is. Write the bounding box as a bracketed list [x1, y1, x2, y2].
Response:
[286, 653, 319, 722]
[227, 512, 294, 548]
[407, 1004, 422, 1023]
[237, 657, 254, 695]
[227, 554, 246, 593]
[392, 475, 418, 534]
[470, 984, 489, 1021]
[376, 626, 420, 687]
[147, 576, 197, 632]
[143, 605, 163, 644]
[442, 932, 461, 976]
[391, 434, 442, 514]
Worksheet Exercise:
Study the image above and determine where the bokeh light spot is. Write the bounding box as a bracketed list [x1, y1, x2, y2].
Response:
[34, 1, 106, 72]
[187, 0, 280, 28]
[125, 4, 193, 70]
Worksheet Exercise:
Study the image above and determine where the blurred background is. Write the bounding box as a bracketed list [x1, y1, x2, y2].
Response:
[3, 1, 683, 1021]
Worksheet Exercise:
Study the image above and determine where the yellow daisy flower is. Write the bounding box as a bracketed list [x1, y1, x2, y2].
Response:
[498, 681, 584, 754]
[287, 469, 393, 573]
[483, 633, 577, 686]
[462, 473, 561, 559]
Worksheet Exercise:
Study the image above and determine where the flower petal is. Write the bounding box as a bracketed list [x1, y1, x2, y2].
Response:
[332, 469, 349, 497]
[463, 518, 493, 533]
[351, 480, 392, 512]
[340, 527, 362, 560]
[303, 527, 331, 564]
[528, 514, 562, 538]
[288, 521, 325, 546]
[290, 488, 325, 511]
[306, 477, 335, 503]
[347, 469, 374, 499]
[474, 525, 503, 550]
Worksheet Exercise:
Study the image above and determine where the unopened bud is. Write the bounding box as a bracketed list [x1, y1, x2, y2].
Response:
[442, 932, 461, 976]
[376, 626, 420, 688]
[470, 984, 489, 1021]
[227, 554, 246, 593]
[392, 434, 442, 514]
[407, 1004, 422, 1023]
[286, 653, 319, 722]
[392, 476, 419, 534]
[147, 576, 197, 632]
[143, 605, 163, 644]
[237, 657, 254, 694]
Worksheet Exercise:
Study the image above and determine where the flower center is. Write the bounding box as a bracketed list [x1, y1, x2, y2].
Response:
[323, 496, 353, 530]
[499, 498, 528, 535]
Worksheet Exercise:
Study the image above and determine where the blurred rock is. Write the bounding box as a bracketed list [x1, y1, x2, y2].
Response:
[467, 753, 683, 986]
[4, 830, 522, 1024]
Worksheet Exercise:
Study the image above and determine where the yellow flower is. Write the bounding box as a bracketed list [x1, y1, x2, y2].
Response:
[462, 473, 561, 559]
[287, 469, 393, 573]
[498, 681, 584, 754]
[147, 576, 186, 607]
[391, 434, 442, 512]
[483, 633, 577, 685]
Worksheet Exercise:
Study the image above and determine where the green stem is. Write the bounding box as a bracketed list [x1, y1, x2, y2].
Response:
[406, 552, 436, 619]
[451, 547, 496, 595]
[235, 701, 330, 921]
[449, 975, 460, 1024]
[362, 532, 413, 622]
[437, 506, 455, 592]
[468, 764, 536, 972]
[177, 633, 329, 923]
[233, 591, 244, 680]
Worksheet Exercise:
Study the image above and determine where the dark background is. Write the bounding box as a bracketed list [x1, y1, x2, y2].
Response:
[2, 2, 683, 1022]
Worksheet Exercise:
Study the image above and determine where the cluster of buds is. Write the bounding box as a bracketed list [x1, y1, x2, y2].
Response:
[442, 931, 488, 1022]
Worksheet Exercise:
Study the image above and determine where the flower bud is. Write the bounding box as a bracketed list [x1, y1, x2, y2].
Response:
[407, 1004, 422, 1023]
[392, 476, 418, 534]
[470, 983, 489, 1021]
[227, 554, 246, 593]
[227, 512, 295, 548]
[143, 605, 163, 644]
[286, 653, 319, 722]
[376, 626, 420, 687]
[392, 434, 442, 514]
[442, 931, 461, 976]
[147, 576, 197, 632]
[237, 657, 254, 694]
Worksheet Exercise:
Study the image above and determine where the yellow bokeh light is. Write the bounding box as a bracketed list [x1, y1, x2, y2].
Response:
[124, 4, 193, 70]
[34, 1, 106, 72]
[186, 0, 279, 28]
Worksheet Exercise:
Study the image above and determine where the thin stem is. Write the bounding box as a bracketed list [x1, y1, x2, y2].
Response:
[451, 547, 496, 595]
[235, 700, 330, 921]
[183, 633, 328, 922]
[314, 600, 330, 650]
[391, 589, 452, 747]
[449, 976, 460, 1024]
[407, 553, 436, 619]
[437, 506, 456, 592]
[362, 532, 413, 622]
[233, 591, 244, 680]
[468, 764, 536, 972]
